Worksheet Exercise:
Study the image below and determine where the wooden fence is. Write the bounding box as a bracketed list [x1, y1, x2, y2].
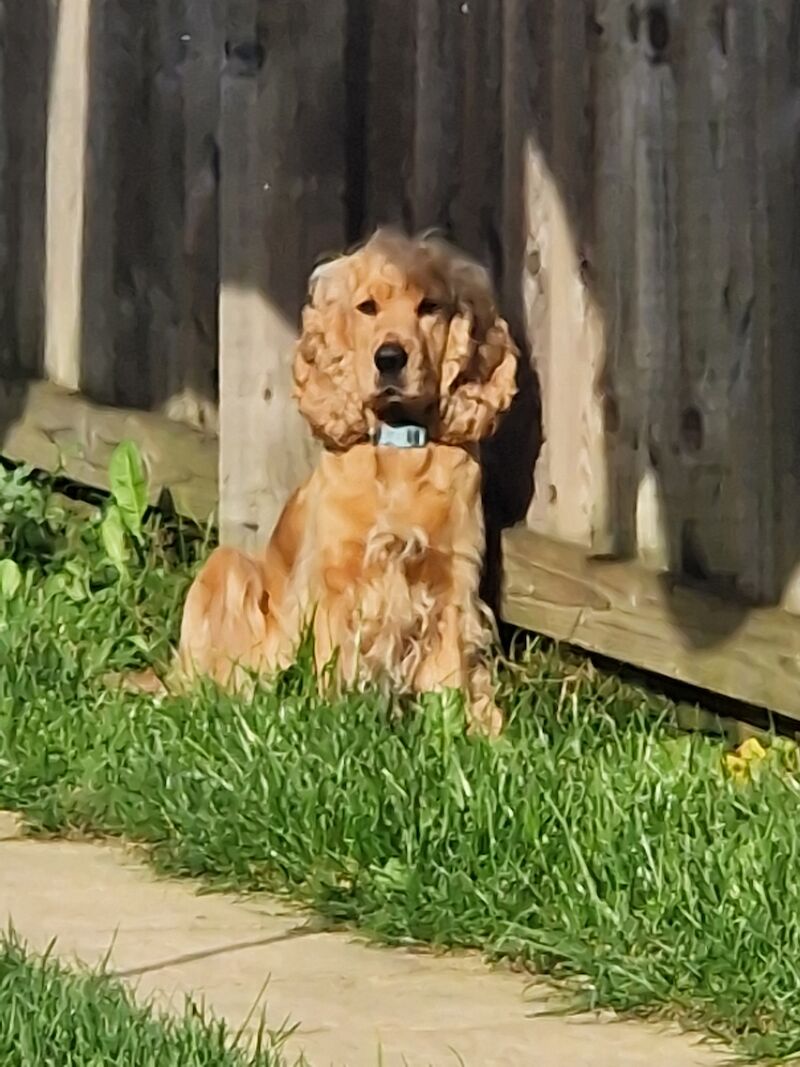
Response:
[2, 0, 800, 720]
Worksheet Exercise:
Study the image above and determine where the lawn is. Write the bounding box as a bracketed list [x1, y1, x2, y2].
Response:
[1, 453, 800, 1063]
[0, 931, 297, 1066]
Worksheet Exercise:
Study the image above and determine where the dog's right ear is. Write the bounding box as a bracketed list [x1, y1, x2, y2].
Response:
[293, 252, 369, 450]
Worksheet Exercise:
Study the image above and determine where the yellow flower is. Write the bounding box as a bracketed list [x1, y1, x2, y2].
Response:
[723, 737, 767, 783]
[723, 754, 748, 782]
[736, 737, 767, 763]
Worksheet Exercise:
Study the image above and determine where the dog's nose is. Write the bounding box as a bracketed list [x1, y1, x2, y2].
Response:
[374, 343, 408, 376]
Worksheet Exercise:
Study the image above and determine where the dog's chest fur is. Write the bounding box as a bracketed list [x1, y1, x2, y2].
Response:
[306, 442, 482, 685]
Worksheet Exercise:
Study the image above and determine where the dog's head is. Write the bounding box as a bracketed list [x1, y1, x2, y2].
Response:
[293, 229, 519, 450]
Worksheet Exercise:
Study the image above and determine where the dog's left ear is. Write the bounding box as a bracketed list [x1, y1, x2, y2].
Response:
[437, 258, 519, 445]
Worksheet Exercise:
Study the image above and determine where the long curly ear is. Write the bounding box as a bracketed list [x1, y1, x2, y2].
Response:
[293, 257, 370, 450]
[437, 257, 519, 445]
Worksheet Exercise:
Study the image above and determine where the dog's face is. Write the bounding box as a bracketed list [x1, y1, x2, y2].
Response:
[293, 230, 519, 450]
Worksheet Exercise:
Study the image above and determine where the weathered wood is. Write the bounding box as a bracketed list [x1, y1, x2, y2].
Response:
[45, 0, 90, 393]
[527, 1, 607, 550]
[450, 0, 503, 266]
[626, 0, 679, 574]
[479, 0, 545, 537]
[2, 0, 50, 377]
[581, 0, 641, 559]
[413, 0, 504, 265]
[500, 0, 543, 529]
[81, 0, 154, 409]
[168, 0, 223, 432]
[0, 379, 217, 521]
[151, 0, 223, 433]
[669, 0, 769, 598]
[364, 0, 416, 229]
[218, 0, 345, 550]
[413, 0, 462, 232]
[0, 0, 8, 378]
[144, 1, 189, 421]
[760, 0, 800, 615]
[45, 1, 222, 425]
[502, 526, 800, 721]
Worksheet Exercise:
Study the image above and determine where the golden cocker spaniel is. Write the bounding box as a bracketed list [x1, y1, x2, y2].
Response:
[178, 229, 519, 734]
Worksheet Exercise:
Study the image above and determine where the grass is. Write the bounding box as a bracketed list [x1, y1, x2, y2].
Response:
[0, 930, 296, 1066]
[1, 461, 800, 1062]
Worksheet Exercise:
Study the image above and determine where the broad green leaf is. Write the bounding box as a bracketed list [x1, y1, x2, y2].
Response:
[100, 505, 129, 570]
[0, 559, 22, 599]
[108, 440, 148, 541]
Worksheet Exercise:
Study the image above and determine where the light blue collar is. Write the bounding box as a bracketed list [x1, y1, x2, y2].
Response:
[373, 423, 428, 448]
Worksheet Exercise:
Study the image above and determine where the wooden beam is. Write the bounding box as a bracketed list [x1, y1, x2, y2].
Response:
[0, 380, 217, 521]
[501, 525, 800, 721]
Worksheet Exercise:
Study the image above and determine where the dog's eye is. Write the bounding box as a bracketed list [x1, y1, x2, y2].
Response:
[417, 299, 442, 317]
[356, 299, 378, 316]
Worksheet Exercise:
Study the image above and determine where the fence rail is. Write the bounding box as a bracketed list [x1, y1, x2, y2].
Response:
[2, 0, 800, 718]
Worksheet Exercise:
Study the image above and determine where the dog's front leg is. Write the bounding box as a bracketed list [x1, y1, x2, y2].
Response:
[414, 601, 503, 737]
[413, 603, 467, 696]
[312, 597, 357, 692]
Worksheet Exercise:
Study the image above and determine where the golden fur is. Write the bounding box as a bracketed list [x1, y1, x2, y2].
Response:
[177, 229, 518, 734]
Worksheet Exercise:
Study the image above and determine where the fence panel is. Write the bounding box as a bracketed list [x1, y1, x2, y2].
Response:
[501, 0, 800, 717]
[2, 0, 800, 716]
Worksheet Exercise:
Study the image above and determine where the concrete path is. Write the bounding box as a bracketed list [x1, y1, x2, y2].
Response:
[0, 813, 725, 1067]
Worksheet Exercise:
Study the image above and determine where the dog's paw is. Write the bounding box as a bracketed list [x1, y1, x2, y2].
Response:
[102, 668, 169, 699]
[467, 695, 504, 739]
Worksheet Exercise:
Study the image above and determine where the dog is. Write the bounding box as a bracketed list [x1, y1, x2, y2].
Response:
[177, 229, 519, 735]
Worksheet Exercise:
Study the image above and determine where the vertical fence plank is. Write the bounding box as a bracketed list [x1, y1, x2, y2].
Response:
[45, 0, 91, 392]
[505, 0, 606, 549]
[3, 0, 50, 377]
[626, 0, 680, 574]
[365, 0, 416, 229]
[584, 0, 643, 558]
[765, 0, 800, 612]
[0, 0, 9, 377]
[153, 0, 223, 431]
[145, 1, 190, 422]
[78, 0, 152, 408]
[538, 1, 606, 550]
[500, 0, 551, 533]
[670, 0, 767, 596]
[168, 0, 223, 430]
[218, 0, 272, 545]
[218, 0, 346, 549]
[451, 0, 504, 266]
[413, 0, 463, 232]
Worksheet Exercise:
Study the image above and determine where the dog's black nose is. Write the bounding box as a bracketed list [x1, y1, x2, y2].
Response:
[374, 343, 408, 376]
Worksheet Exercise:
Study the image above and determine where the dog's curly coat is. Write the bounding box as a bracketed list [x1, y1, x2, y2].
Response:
[178, 229, 518, 734]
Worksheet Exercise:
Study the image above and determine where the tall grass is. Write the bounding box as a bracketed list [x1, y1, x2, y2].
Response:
[0, 931, 297, 1066]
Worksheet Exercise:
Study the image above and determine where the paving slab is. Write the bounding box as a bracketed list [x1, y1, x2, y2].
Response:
[0, 830, 726, 1067]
